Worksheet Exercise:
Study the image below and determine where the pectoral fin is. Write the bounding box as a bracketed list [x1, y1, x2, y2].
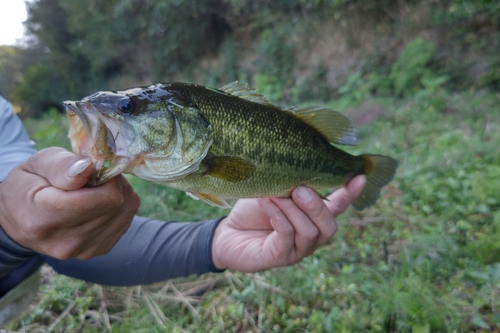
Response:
[187, 192, 232, 208]
[202, 156, 256, 182]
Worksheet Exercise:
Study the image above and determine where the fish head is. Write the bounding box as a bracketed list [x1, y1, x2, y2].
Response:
[64, 84, 213, 187]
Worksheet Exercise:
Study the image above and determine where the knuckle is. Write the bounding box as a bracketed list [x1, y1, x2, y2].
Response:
[23, 219, 52, 240]
[49, 244, 78, 260]
[70, 242, 102, 260]
[100, 188, 125, 207]
[110, 193, 126, 206]
[22, 155, 38, 174]
[272, 248, 293, 266]
[324, 222, 338, 239]
[57, 252, 74, 261]
[304, 227, 320, 242]
[97, 244, 115, 257]
[76, 252, 94, 261]
[280, 221, 295, 237]
[94, 233, 124, 258]
[307, 203, 325, 220]
[130, 192, 141, 211]
[27, 148, 72, 171]
[286, 253, 302, 266]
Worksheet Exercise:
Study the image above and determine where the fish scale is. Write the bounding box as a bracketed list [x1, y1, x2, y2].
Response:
[164, 84, 364, 198]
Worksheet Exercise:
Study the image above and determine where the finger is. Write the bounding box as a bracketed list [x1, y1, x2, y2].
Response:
[325, 175, 366, 216]
[35, 176, 130, 223]
[22, 147, 93, 190]
[64, 176, 127, 210]
[292, 186, 337, 245]
[120, 177, 141, 214]
[270, 197, 319, 258]
[72, 177, 139, 254]
[99, 217, 133, 255]
[257, 198, 296, 264]
[75, 214, 133, 259]
[55, 192, 135, 260]
[228, 198, 270, 230]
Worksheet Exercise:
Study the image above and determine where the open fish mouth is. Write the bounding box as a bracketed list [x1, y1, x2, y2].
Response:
[64, 101, 132, 186]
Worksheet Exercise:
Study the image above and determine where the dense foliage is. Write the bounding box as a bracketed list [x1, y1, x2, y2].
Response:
[1, 0, 499, 116]
[14, 82, 500, 333]
[1, 0, 500, 331]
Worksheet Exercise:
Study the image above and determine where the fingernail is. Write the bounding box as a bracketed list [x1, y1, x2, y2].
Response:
[68, 159, 92, 178]
[296, 186, 313, 203]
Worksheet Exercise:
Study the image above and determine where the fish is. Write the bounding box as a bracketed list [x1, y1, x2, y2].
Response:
[64, 82, 398, 210]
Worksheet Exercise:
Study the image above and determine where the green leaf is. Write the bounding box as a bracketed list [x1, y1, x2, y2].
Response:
[471, 314, 490, 330]
[412, 322, 430, 333]
[468, 271, 491, 282]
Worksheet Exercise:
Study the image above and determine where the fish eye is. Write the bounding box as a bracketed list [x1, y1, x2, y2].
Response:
[117, 98, 135, 114]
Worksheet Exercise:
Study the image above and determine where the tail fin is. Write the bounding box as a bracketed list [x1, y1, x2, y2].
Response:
[353, 154, 398, 210]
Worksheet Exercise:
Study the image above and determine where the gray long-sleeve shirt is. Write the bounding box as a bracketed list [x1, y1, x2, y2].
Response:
[0, 96, 223, 297]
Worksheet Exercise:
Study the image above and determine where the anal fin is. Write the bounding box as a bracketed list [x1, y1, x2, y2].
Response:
[300, 177, 329, 200]
[187, 192, 232, 209]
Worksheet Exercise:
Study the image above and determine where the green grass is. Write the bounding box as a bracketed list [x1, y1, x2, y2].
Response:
[8, 88, 500, 332]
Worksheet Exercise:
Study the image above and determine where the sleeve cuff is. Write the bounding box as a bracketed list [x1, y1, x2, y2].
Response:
[194, 216, 226, 275]
[0, 225, 37, 278]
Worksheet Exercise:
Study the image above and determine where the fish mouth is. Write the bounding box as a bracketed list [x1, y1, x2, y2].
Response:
[64, 101, 133, 186]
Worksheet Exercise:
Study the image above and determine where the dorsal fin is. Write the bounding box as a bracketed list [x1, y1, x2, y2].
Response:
[219, 81, 273, 106]
[219, 82, 357, 145]
[288, 106, 358, 146]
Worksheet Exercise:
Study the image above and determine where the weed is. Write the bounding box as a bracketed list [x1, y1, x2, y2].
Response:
[8, 83, 500, 332]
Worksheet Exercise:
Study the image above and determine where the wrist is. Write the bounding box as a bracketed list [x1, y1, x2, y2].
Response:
[211, 218, 227, 270]
[0, 223, 38, 279]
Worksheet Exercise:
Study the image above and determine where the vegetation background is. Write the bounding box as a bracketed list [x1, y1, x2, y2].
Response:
[1, 0, 500, 332]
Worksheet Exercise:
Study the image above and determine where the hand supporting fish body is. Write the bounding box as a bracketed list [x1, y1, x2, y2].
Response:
[64, 82, 397, 209]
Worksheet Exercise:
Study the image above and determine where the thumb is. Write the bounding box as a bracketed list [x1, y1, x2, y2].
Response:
[325, 175, 366, 216]
[22, 147, 94, 190]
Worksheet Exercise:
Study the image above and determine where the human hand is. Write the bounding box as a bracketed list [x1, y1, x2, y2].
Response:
[211, 176, 365, 272]
[0, 147, 140, 260]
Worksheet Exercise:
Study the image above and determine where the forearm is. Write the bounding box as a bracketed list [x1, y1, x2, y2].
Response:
[44, 216, 225, 286]
[0, 97, 37, 181]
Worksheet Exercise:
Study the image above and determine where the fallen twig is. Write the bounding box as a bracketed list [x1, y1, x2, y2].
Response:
[98, 285, 111, 331]
[46, 300, 75, 333]
[171, 283, 200, 319]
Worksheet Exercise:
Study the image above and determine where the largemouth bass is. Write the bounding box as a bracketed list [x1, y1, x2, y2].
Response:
[64, 82, 397, 209]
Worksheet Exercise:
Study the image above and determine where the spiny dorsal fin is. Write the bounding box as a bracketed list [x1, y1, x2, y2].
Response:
[202, 156, 256, 182]
[219, 81, 273, 106]
[288, 106, 358, 146]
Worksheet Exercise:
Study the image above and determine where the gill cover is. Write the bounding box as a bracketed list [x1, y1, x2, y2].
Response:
[131, 98, 214, 183]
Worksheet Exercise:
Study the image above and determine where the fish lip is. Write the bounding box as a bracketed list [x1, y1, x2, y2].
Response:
[65, 99, 125, 186]
[65, 98, 135, 157]
[64, 99, 119, 152]
[64, 100, 95, 143]
[63, 97, 139, 187]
